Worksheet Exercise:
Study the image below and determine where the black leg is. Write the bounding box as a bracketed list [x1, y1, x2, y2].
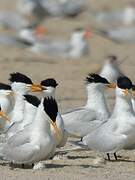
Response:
[107, 153, 110, 161]
[114, 152, 118, 160]
[32, 163, 34, 167]
[22, 164, 25, 168]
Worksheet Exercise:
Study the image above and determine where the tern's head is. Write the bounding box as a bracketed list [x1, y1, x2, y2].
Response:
[107, 55, 117, 64]
[117, 76, 133, 97]
[40, 78, 58, 96]
[85, 73, 116, 90]
[9, 72, 42, 94]
[0, 83, 12, 97]
[24, 94, 40, 108]
[72, 28, 91, 41]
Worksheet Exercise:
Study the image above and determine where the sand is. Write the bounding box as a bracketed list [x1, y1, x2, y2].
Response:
[0, 0, 135, 179]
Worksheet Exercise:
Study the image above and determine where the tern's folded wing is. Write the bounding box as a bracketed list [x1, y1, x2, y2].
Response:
[3, 143, 39, 164]
[62, 107, 104, 137]
[7, 125, 31, 147]
[83, 127, 127, 153]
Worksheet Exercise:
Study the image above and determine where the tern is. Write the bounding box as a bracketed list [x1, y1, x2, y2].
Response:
[9, 72, 42, 124]
[100, 55, 124, 82]
[0, 97, 60, 166]
[0, 83, 13, 131]
[30, 28, 90, 59]
[96, 6, 135, 26]
[81, 76, 135, 160]
[39, 78, 68, 148]
[17, 0, 86, 23]
[62, 73, 115, 138]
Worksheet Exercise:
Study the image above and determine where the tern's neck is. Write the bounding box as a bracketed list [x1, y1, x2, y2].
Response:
[0, 96, 11, 113]
[112, 92, 134, 117]
[85, 84, 109, 116]
[11, 93, 25, 123]
[22, 103, 37, 127]
[42, 91, 55, 98]
[32, 104, 50, 133]
[69, 35, 88, 58]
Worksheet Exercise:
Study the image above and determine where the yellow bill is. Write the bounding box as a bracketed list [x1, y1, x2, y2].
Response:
[123, 88, 129, 96]
[0, 111, 10, 122]
[51, 121, 61, 141]
[31, 84, 43, 92]
[107, 83, 116, 88]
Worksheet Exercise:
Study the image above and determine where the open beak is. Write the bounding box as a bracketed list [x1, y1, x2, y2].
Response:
[0, 111, 10, 122]
[107, 83, 116, 88]
[123, 88, 129, 96]
[31, 84, 43, 92]
[51, 121, 61, 140]
[84, 30, 92, 39]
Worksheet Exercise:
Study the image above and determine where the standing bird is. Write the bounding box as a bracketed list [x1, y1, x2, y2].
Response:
[30, 28, 90, 59]
[0, 83, 13, 132]
[39, 78, 68, 148]
[81, 76, 135, 160]
[0, 97, 59, 166]
[8, 72, 42, 124]
[100, 55, 124, 82]
[62, 73, 115, 138]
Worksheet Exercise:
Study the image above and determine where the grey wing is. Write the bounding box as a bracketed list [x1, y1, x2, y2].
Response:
[7, 125, 31, 147]
[36, 40, 70, 56]
[62, 107, 102, 137]
[83, 123, 127, 153]
[3, 143, 39, 163]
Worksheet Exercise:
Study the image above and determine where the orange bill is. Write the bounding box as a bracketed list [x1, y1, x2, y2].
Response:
[51, 121, 61, 141]
[123, 88, 129, 96]
[0, 111, 10, 122]
[107, 83, 116, 88]
[31, 84, 43, 92]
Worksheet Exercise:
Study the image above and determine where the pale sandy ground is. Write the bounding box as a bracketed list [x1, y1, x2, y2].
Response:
[0, 0, 135, 180]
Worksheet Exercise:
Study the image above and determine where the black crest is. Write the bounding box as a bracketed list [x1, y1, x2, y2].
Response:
[24, 95, 40, 107]
[0, 83, 11, 90]
[117, 76, 132, 89]
[9, 72, 33, 84]
[85, 73, 109, 84]
[43, 97, 58, 121]
[75, 27, 84, 32]
[41, 78, 58, 88]
[107, 55, 117, 62]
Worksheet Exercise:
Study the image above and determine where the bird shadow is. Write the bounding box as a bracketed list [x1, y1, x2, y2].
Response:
[67, 155, 94, 160]
[0, 161, 103, 170]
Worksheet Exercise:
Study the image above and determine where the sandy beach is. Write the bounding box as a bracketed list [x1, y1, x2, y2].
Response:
[0, 0, 135, 179]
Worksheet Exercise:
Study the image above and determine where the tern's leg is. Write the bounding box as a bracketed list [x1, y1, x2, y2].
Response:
[107, 153, 110, 161]
[114, 153, 118, 160]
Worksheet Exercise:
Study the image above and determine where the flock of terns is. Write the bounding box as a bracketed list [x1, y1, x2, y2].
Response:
[0, 56, 134, 169]
[1, 1, 135, 59]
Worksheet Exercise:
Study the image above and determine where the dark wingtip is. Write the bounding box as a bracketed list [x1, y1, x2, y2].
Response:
[24, 95, 40, 107]
[117, 76, 133, 89]
[85, 73, 109, 84]
[0, 83, 11, 90]
[43, 97, 58, 122]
